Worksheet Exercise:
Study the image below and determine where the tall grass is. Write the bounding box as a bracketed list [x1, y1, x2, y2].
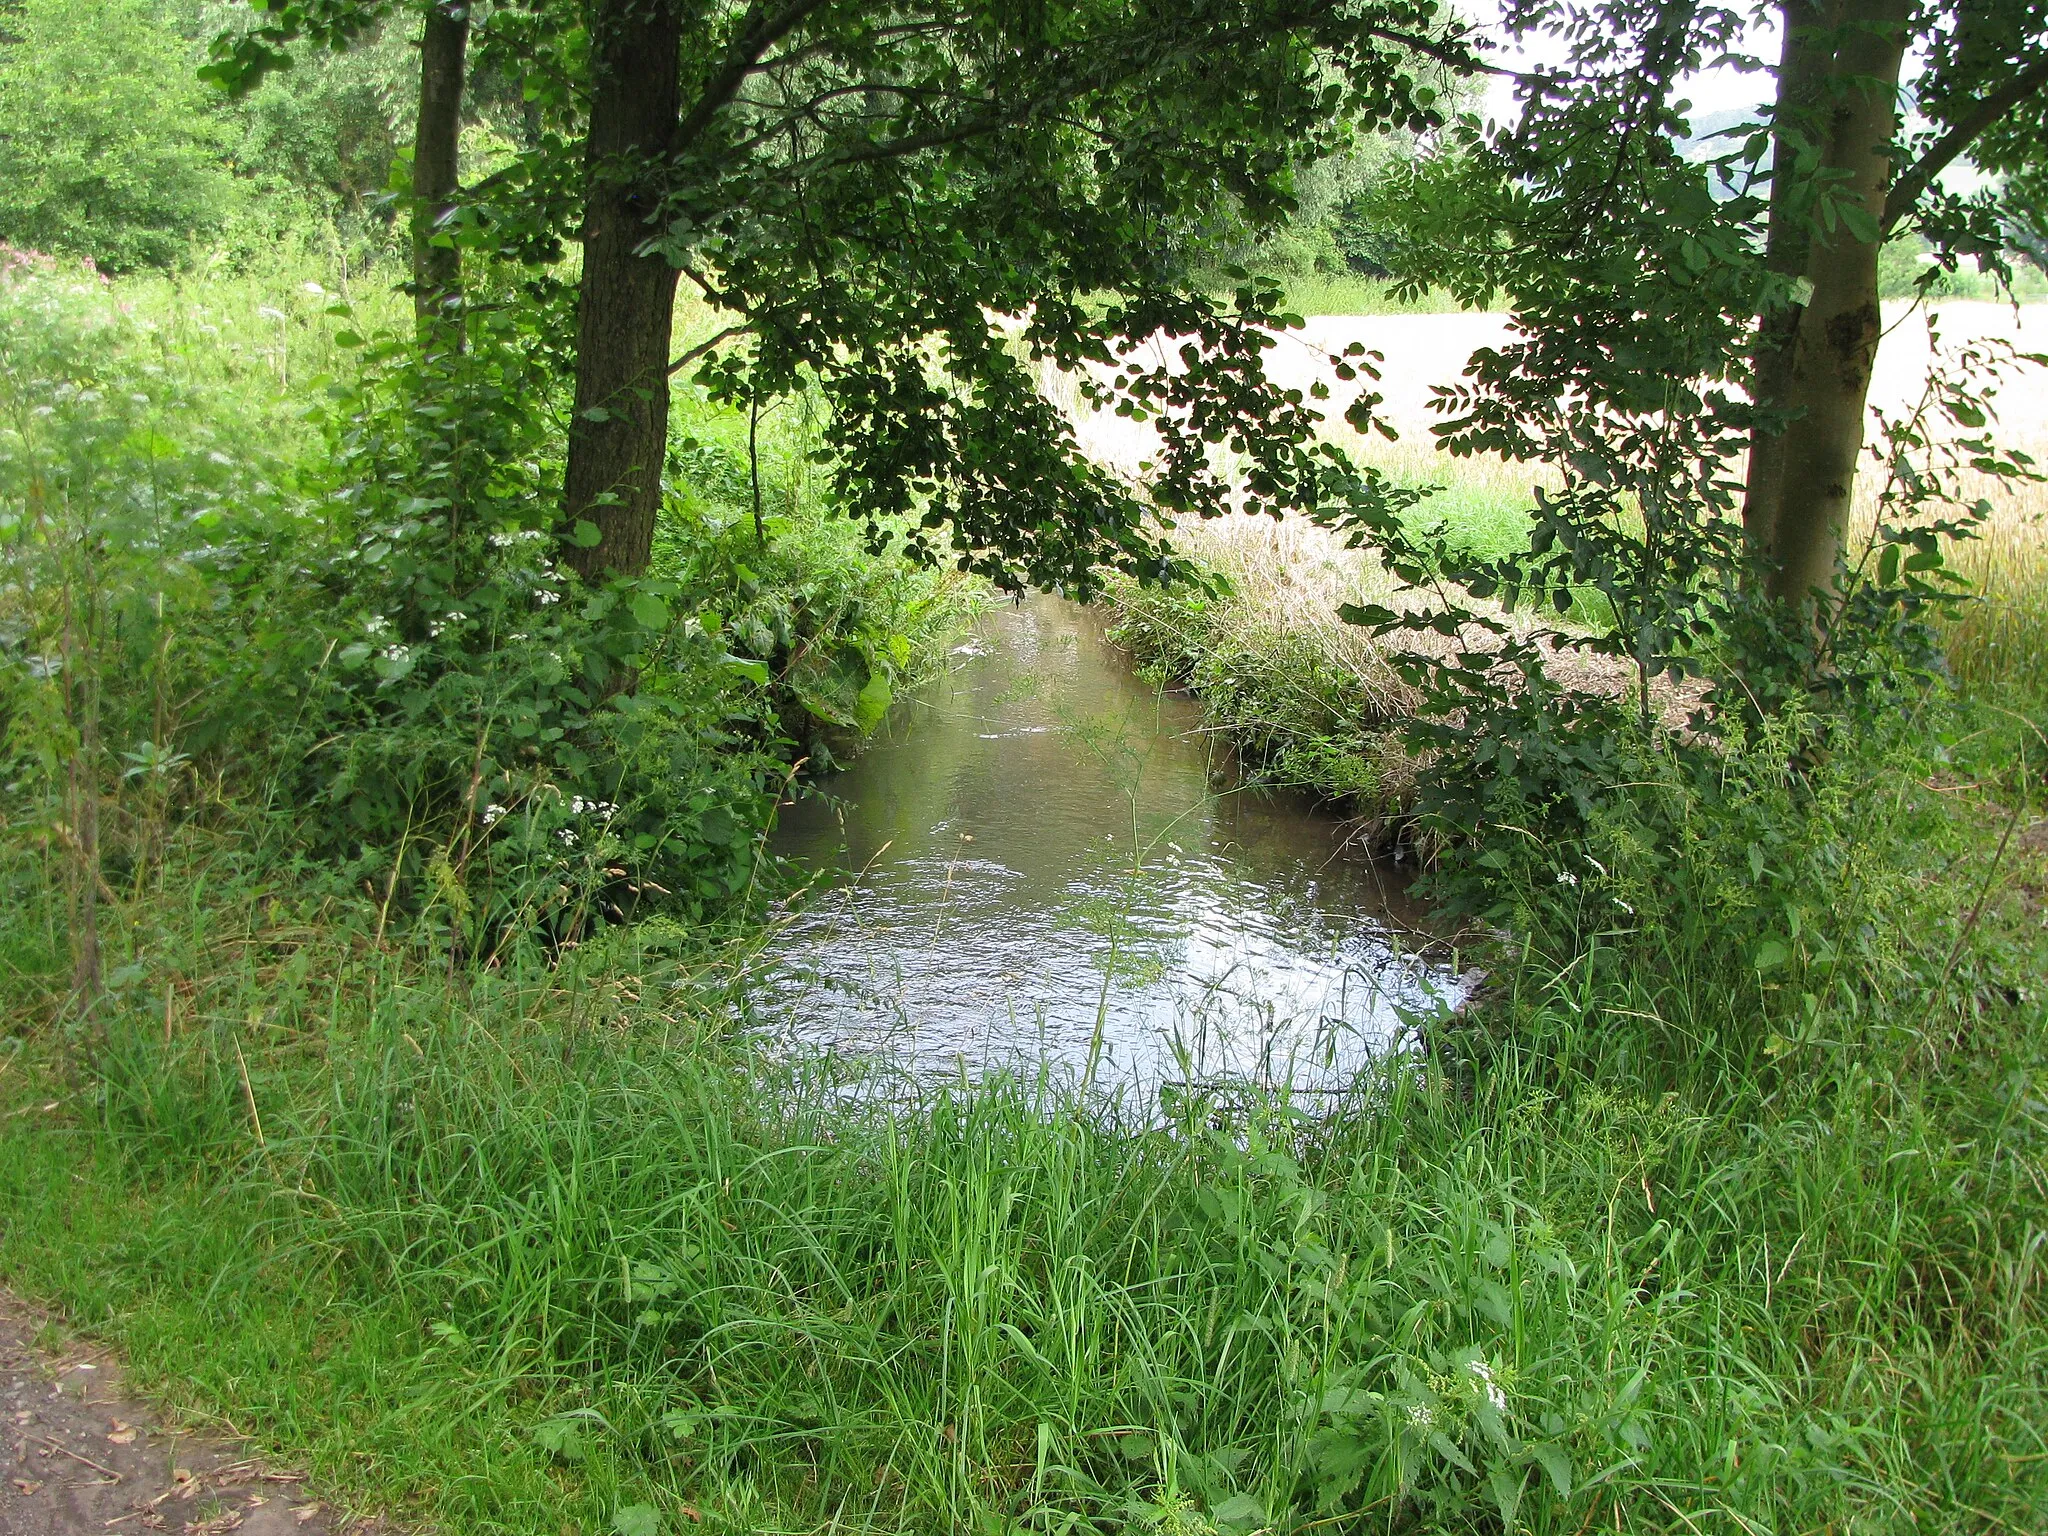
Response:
[3, 687, 2046, 1536]
[1945, 464, 2048, 707]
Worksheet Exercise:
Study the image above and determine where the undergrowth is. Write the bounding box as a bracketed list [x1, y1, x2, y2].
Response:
[0, 689, 2043, 1534]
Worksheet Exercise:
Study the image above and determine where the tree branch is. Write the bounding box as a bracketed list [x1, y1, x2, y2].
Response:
[674, 0, 836, 152]
[1883, 52, 2048, 237]
[668, 324, 747, 375]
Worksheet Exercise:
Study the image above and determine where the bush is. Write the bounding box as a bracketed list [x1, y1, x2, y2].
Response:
[0, 0, 238, 272]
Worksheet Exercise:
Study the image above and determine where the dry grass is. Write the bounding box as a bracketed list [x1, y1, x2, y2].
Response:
[1939, 457, 2048, 700]
[1049, 301, 2048, 709]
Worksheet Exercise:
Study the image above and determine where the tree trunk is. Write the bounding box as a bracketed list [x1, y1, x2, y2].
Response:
[1750, 0, 1910, 609]
[1742, 0, 1833, 555]
[412, 1, 469, 352]
[560, 0, 684, 583]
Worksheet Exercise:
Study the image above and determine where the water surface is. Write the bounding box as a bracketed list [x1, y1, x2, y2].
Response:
[759, 597, 1464, 1088]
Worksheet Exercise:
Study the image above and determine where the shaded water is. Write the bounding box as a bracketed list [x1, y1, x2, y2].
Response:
[759, 597, 1466, 1089]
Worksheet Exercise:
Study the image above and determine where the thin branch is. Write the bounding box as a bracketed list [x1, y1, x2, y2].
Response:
[668, 324, 747, 375]
[1883, 52, 2048, 237]
[745, 17, 966, 78]
[675, 0, 836, 152]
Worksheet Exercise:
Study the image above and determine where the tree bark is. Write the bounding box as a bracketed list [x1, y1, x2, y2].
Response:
[1752, 0, 1910, 609]
[560, 0, 685, 583]
[413, 1, 470, 352]
[1742, 0, 1833, 555]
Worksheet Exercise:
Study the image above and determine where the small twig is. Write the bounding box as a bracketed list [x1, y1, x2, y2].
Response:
[35, 1438, 121, 1480]
[233, 1038, 266, 1152]
[1915, 794, 2027, 1042]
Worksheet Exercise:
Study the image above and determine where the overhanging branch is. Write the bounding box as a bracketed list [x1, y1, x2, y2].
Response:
[668, 324, 747, 376]
[1883, 52, 2048, 237]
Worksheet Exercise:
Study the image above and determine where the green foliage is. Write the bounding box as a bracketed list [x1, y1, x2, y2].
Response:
[207, 0, 1482, 590]
[0, 694, 2042, 1532]
[0, 258, 954, 941]
[1106, 581, 1401, 807]
[0, 0, 238, 271]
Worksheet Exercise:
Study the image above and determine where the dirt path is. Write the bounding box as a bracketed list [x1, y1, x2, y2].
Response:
[0, 1294, 365, 1536]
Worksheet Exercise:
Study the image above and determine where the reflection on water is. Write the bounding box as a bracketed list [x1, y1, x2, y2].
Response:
[758, 596, 1466, 1088]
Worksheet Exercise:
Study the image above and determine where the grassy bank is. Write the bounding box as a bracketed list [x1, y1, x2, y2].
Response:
[5, 244, 2048, 1536]
[3, 690, 2045, 1534]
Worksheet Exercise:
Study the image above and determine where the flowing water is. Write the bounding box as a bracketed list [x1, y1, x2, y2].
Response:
[758, 596, 1468, 1090]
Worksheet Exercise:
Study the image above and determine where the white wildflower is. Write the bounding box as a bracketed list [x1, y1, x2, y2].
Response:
[1585, 855, 1608, 876]
[481, 804, 506, 827]
[535, 588, 561, 605]
[1556, 870, 1578, 887]
[363, 615, 391, 636]
[302, 281, 326, 296]
[208, 451, 233, 466]
[1404, 1403, 1434, 1431]
[258, 306, 286, 321]
[1467, 1359, 1507, 1414]
[380, 644, 408, 662]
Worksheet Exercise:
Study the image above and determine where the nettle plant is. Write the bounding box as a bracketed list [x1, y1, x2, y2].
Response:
[288, 286, 794, 939]
[1314, 0, 2048, 908]
[290, 280, 948, 946]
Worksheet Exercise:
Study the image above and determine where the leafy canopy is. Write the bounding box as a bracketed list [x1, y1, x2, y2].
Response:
[210, 0, 1477, 592]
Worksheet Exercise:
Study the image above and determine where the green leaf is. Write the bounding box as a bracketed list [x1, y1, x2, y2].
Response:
[1837, 201, 1881, 243]
[630, 593, 670, 631]
[613, 1505, 659, 1536]
[853, 672, 893, 730]
[569, 520, 603, 548]
[1529, 1441, 1573, 1497]
[1754, 938, 1790, 973]
[1209, 1492, 1265, 1531]
[1486, 1466, 1524, 1526]
[533, 1417, 588, 1462]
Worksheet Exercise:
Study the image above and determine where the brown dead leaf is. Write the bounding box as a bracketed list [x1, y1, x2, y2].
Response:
[677, 1506, 702, 1524]
[12, 1478, 42, 1495]
[107, 1423, 139, 1445]
[291, 1506, 322, 1525]
[185, 1511, 245, 1536]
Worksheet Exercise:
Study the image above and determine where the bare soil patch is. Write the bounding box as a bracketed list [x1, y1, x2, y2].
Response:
[0, 1293, 372, 1536]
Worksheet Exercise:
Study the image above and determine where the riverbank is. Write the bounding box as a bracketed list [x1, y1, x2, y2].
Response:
[4, 712, 2044, 1533]
[5, 259, 2048, 1536]
[1091, 303, 2048, 829]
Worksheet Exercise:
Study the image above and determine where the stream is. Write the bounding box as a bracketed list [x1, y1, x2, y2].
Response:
[756, 596, 1468, 1090]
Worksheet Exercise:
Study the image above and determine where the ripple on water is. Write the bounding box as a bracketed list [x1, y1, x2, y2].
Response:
[758, 595, 1468, 1090]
